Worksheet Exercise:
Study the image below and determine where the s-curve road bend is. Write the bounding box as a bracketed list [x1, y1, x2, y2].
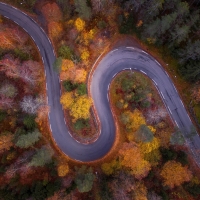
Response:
[1, 3, 200, 164]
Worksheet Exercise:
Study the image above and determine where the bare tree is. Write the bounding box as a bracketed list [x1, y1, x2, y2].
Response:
[5, 151, 34, 179]
[20, 60, 42, 85]
[91, 0, 104, 13]
[146, 107, 167, 124]
[20, 95, 44, 114]
[0, 96, 14, 109]
[0, 55, 20, 78]
[8, 27, 29, 47]
[147, 191, 162, 200]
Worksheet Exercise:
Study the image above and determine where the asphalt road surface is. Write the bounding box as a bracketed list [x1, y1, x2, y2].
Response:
[1, 2, 200, 164]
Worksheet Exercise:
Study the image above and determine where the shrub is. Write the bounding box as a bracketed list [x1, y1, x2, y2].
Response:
[77, 83, 87, 95]
[74, 118, 89, 130]
[23, 114, 36, 130]
[0, 110, 7, 122]
[53, 57, 62, 73]
[58, 45, 75, 60]
[62, 80, 78, 92]
[160, 147, 177, 162]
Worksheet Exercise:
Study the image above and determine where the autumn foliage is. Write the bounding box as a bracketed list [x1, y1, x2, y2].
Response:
[0, 27, 28, 50]
[60, 93, 92, 121]
[70, 95, 92, 121]
[160, 161, 192, 188]
[101, 159, 121, 175]
[60, 62, 87, 83]
[75, 18, 85, 32]
[119, 142, 151, 179]
[57, 164, 69, 177]
[48, 21, 63, 40]
[60, 92, 74, 109]
[41, 2, 62, 22]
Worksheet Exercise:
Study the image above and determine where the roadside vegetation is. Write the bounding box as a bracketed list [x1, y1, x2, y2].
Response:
[1, 0, 200, 199]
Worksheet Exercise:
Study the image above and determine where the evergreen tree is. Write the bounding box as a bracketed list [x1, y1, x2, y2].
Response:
[74, 0, 92, 20]
[77, 83, 87, 95]
[75, 165, 95, 193]
[29, 146, 54, 167]
[23, 114, 36, 130]
[160, 13, 177, 35]
[170, 24, 190, 44]
[170, 128, 185, 145]
[53, 57, 62, 73]
[15, 129, 41, 149]
[178, 40, 200, 64]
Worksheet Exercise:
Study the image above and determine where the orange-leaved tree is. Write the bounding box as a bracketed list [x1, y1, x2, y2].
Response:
[119, 142, 151, 179]
[57, 164, 69, 177]
[0, 132, 14, 152]
[74, 68, 87, 83]
[41, 2, 62, 22]
[61, 59, 74, 72]
[48, 21, 63, 40]
[121, 109, 146, 132]
[160, 161, 192, 188]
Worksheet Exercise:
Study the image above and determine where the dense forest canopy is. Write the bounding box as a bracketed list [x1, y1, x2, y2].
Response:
[114, 0, 200, 81]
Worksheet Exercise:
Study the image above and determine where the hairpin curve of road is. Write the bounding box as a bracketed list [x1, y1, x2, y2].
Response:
[1, 2, 200, 165]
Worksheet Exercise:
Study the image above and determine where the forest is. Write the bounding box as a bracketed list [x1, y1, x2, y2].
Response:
[0, 0, 200, 199]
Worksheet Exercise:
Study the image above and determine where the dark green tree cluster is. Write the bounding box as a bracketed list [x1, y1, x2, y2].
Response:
[0, 179, 61, 200]
[118, 0, 200, 82]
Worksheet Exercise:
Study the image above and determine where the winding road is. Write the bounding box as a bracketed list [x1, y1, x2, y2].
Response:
[1, 2, 200, 165]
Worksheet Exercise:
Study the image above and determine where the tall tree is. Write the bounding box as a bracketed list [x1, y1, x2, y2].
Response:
[170, 128, 185, 145]
[160, 12, 177, 35]
[0, 132, 14, 152]
[0, 82, 18, 98]
[119, 142, 151, 179]
[74, 0, 92, 20]
[170, 24, 190, 44]
[74, 165, 95, 193]
[178, 40, 200, 64]
[160, 161, 192, 188]
[134, 124, 154, 143]
[124, 0, 146, 12]
[15, 129, 41, 149]
[20, 95, 45, 114]
[28, 146, 54, 167]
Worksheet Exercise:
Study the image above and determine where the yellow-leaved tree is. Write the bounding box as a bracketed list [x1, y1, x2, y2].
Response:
[57, 164, 69, 177]
[119, 142, 151, 179]
[80, 49, 90, 61]
[139, 137, 160, 155]
[61, 59, 74, 72]
[160, 161, 192, 188]
[101, 159, 121, 175]
[80, 29, 95, 45]
[60, 92, 74, 109]
[75, 18, 85, 32]
[121, 109, 146, 132]
[70, 95, 92, 120]
[139, 137, 161, 166]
